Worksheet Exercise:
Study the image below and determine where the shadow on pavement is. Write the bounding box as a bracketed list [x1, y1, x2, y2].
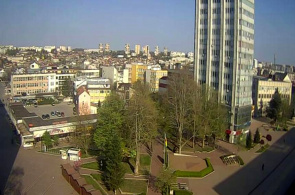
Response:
[0, 99, 21, 195]
[213, 128, 295, 195]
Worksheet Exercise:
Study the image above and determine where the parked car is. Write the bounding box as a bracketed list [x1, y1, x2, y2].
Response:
[34, 103, 38, 107]
[51, 111, 55, 116]
[61, 112, 65, 117]
[51, 103, 55, 106]
[45, 114, 50, 119]
[42, 114, 46, 119]
[56, 111, 61, 117]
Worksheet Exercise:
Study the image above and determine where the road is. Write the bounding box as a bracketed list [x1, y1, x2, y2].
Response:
[0, 82, 77, 195]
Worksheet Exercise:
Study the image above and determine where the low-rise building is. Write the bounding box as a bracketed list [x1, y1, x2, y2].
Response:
[145, 65, 168, 92]
[76, 86, 91, 115]
[252, 75, 292, 117]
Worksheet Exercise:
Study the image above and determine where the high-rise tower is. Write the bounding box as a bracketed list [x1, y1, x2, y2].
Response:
[194, 0, 255, 133]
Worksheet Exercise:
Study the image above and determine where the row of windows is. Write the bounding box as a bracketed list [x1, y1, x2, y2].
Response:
[223, 84, 232, 91]
[239, 41, 254, 50]
[225, 8, 234, 14]
[258, 94, 289, 99]
[13, 76, 48, 81]
[16, 89, 47, 95]
[240, 8, 254, 19]
[239, 30, 254, 40]
[13, 83, 47, 88]
[239, 19, 254, 29]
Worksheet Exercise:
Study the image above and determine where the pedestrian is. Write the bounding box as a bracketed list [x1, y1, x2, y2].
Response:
[262, 163, 264, 171]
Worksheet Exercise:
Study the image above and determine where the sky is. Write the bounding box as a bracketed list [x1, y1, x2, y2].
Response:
[0, 0, 295, 65]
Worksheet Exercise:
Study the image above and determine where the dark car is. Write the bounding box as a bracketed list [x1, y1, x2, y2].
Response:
[61, 112, 65, 117]
[42, 114, 46, 119]
[45, 114, 50, 119]
[51, 111, 55, 116]
[34, 103, 38, 107]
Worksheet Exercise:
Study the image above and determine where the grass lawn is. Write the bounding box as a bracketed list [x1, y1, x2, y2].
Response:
[174, 190, 193, 195]
[120, 179, 147, 194]
[256, 144, 270, 153]
[82, 175, 105, 194]
[90, 174, 109, 195]
[81, 162, 99, 170]
[174, 158, 214, 177]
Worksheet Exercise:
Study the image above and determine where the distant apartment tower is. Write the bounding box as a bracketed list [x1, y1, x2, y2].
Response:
[143, 45, 150, 58]
[105, 43, 110, 52]
[154, 46, 159, 56]
[163, 47, 168, 56]
[135, 45, 141, 55]
[99, 43, 104, 53]
[125, 44, 130, 54]
[194, 0, 255, 132]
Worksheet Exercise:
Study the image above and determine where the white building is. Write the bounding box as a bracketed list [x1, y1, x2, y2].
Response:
[194, 0, 255, 133]
[99, 43, 104, 53]
[105, 43, 110, 52]
[125, 44, 130, 54]
[101, 66, 119, 85]
[155, 46, 159, 56]
[44, 46, 56, 52]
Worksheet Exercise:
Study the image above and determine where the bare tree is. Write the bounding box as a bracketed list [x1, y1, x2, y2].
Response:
[127, 81, 158, 175]
[165, 69, 194, 154]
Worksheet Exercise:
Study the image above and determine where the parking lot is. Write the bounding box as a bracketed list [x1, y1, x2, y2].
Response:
[26, 102, 75, 119]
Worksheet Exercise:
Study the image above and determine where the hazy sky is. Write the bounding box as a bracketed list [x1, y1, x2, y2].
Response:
[0, 0, 295, 65]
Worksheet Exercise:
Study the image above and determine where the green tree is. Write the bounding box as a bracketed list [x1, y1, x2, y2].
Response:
[53, 135, 59, 146]
[254, 129, 260, 144]
[155, 168, 176, 195]
[126, 81, 158, 174]
[42, 131, 52, 149]
[94, 92, 125, 152]
[246, 131, 252, 149]
[102, 131, 125, 193]
[266, 89, 282, 122]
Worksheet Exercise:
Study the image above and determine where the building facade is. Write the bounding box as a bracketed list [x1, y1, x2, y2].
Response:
[252, 76, 292, 117]
[145, 66, 168, 92]
[194, 0, 255, 132]
[135, 45, 141, 55]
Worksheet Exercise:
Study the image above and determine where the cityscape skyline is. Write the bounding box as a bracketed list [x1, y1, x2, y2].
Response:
[0, 0, 295, 64]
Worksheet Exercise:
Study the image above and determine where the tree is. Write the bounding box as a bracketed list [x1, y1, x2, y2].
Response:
[73, 114, 94, 155]
[254, 129, 261, 144]
[61, 77, 73, 97]
[126, 81, 158, 174]
[155, 168, 176, 195]
[246, 131, 252, 149]
[53, 135, 59, 146]
[94, 92, 125, 153]
[102, 131, 125, 193]
[266, 89, 282, 122]
[42, 131, 52, 149]
[165, 69, 193, 153]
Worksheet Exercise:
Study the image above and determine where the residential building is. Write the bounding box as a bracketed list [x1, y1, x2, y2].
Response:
[101, 66, 118, 85]
[44, 46, 56, 52]
[125, 44, 130, 54]
[194, 0, 255, 135]
[77, 70, 100, 78]
[155, 46, 159, 56]
[145, 65, 168, 92]
[76, 86, 91, 115]
[67, 46, 72, 52]
[99, 43, 104, 53]
[158, 76, 168, 94]
[87, 78, 111, 104]
[164, 47, 168, 56]
[252, 75, 292, 117]
[143, 45, 150, 58]
[59, 46, 67, 51]
[131, 63, 149, 83]
[105, 43, 110, 52]
[135, 44, 141, 55]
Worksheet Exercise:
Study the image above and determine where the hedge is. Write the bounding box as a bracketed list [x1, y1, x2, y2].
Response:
[174, 158, 214, 177]
[174, 190, 193, 195]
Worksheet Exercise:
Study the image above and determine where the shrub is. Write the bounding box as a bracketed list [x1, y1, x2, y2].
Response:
[174, 158, 214, 177]
[266, 134, 272, 142]
[236, 156, 244, 166]
[254, 129, 261, 143]
[174, 190, 193, 195]
[260, 139, 265, 145]
[246, 132, 252, 149]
